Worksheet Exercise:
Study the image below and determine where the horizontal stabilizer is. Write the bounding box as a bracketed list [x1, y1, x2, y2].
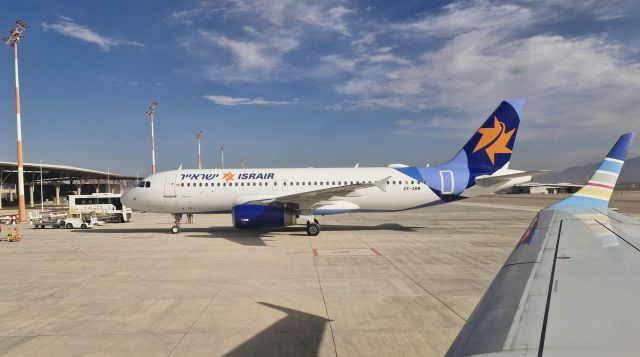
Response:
[474, 170, 548, 186]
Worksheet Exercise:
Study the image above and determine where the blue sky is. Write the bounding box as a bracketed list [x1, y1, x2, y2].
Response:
[0, 0, 639, 176]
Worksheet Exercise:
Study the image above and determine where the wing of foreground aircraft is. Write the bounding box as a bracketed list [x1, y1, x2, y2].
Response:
[446, 133, 639, 356]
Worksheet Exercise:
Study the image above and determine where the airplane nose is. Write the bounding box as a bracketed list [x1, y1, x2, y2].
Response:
[121, 188, 135, 207]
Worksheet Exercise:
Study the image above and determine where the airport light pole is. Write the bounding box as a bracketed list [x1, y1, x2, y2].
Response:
[39, 160, 44, 210]
[220, 144, 225, 169]
[241, 157, 245, 169]
[107, 168, 111, 193]
[3, 19, 29, 222]
[196, 131, 203, 169]
[146, 102, 158, 174]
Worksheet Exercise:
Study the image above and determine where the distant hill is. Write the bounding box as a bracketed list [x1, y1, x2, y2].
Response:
[539, 157, 640, 184]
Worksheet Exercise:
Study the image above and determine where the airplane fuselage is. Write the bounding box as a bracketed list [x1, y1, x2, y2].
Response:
[122, 166, 528, 215]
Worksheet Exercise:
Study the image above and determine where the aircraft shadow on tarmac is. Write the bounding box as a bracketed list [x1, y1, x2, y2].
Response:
[223, 302, 330, 357]
[72, 223, 423, 246]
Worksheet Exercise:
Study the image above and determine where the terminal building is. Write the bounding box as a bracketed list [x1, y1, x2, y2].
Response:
[0, 162, 136, 209]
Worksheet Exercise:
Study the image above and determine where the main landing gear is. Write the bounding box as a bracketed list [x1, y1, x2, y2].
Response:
[306, 218, 320, 236]
[171, 213, 182, 234]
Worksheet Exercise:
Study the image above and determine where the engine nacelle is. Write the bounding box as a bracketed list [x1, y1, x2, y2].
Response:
[232, 204, 296, 229]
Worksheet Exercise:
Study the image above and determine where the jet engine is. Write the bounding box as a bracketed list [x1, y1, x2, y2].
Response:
[232, 204, 296, 229]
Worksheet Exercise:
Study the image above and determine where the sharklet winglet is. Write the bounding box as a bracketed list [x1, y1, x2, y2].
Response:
[551, 133, 635, 209]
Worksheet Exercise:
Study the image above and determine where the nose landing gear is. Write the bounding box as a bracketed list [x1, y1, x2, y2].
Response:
[171, 213, 182, 234]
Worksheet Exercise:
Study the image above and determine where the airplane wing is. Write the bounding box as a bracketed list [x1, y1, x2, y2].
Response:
[474, 170, 549, 186]
[446, 133, 639, 356]
[239, 176, 390, 209]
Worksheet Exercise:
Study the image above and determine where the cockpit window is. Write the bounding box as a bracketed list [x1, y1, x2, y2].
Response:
[145, 181, 151, 188]
[138, 181, 145, 188]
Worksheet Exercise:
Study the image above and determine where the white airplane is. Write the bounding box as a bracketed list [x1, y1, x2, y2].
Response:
[121, 100, 544, 236]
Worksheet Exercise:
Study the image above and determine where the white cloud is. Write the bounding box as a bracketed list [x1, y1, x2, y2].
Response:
[322, 0, 640, 145]
[200, 32, 277, 69]
[172, 0, 355, 81]
[394, 1, 534, 37]
[368, 53, 411, 66]
[42, 17, 144, 51]
[203, 95, 297, 106]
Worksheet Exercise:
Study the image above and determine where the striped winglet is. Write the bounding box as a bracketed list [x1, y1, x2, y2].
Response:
[552, 133, 635, 209]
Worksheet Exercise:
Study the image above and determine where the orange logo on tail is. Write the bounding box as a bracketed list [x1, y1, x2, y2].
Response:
[473, 116, 515, 164]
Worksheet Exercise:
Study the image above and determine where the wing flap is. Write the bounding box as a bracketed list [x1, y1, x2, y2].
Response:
[475, 170, 549, 186]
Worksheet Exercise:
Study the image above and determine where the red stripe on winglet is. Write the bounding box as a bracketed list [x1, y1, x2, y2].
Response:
[587, 182, 614, 189]
[371, 248, 381, 256]
[312, 249, 318, 257]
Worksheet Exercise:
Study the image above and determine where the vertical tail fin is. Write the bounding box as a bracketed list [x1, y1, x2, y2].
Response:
[552, 133, 635, 209]
[448, 100, 524, 175]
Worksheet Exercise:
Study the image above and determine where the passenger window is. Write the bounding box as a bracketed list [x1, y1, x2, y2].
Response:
[332, 181, 335, 185]
[199, 183, 202, 187]
[274, 182, 278, 186]
[393, 181, 396, 185]
[187, 183, 190, 187]
[217, 183, 220, 186]
[181, 183, 184, 187]
[259, 182, 262, 186]
[223, 183, 226, 186]
[320, 182, 323, 185]
[302, 182, 305, 186]
[283, 182, 287, 186]
[235, 182, 238, 186]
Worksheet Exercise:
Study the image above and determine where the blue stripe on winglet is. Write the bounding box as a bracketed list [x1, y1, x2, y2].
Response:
[598, 160, 623, 174]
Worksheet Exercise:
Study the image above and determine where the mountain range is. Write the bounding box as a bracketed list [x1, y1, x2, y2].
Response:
[539, 157, 640, 184]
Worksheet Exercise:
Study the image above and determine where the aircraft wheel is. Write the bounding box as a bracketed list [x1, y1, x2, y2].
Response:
[171, 226, 181, 234]
[306, 223, 320, 236]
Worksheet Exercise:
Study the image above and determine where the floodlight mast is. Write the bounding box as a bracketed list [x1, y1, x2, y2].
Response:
[146, 102, 158, 174]
[220, 144, 225, 169]
[196, 131, 203, 169]
[3, 19, 30, 222]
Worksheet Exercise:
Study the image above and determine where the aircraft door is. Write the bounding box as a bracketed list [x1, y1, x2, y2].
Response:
[164, 174, 177, 197]
[439, 170, 454, 194]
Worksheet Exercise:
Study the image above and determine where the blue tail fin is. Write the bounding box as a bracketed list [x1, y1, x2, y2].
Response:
[454, 99, 523, 175]
[552, 133, 635, 209]
[395, 100, 524, 197]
